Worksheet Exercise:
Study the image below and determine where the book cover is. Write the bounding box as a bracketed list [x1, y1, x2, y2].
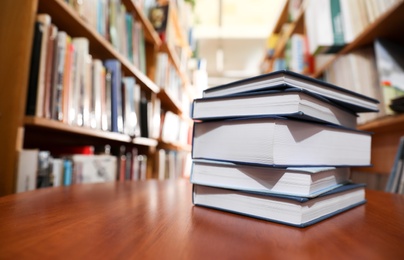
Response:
[192, 183, 366, 227]
[34, 14, 51, 118]
[104, 59, 123, 133]
[190, 159, 350, 197]
[192, 89, 358, 128]
[192, 117, 372, 167]
[202, 70, 379, 112]
[25, 21, 44, 116]
[140, 92, 149, 138]
[51, 31, 67, 121]
[71, 38, 90, 126]
[15, 149, 39, 193]
[122, 77, 138, 136]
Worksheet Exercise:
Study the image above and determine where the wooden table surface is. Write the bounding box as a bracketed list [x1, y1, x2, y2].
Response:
[1, 179, 404, 259]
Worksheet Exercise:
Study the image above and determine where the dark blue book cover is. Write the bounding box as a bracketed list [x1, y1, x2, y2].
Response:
[104, 59, 123, 133]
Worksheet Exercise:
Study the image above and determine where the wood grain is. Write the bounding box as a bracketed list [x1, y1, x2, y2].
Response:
[1, 180, 404, 259]
[0, 0, 38, 196]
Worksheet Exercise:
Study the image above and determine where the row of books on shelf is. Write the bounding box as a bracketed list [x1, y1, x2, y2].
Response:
[16, 144, 192, 193]
[189, 70, 378, 227]
[305, 0, 401, 55]
[15, 145, 148, 193]
[149, 0, 194, 50]
[265, 36, 404, 123]
[156, 149, 192, 180]
[324, 38, 404, 123]
[64, 0, 147, 72]
[27, 13, 147, 134]
[27, 13, 192, 143]
[155, 52, 185, 104]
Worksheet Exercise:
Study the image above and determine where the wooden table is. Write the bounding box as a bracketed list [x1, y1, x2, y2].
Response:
[1, 180, 404, 259]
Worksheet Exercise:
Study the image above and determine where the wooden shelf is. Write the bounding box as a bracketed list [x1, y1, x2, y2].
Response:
[24, 116, 131, 143]
[273, 8, 305, 59]
[313, 1, 404, 78]
[157, 139, 191, 152]
[37, 0, 160, 94]
[358, 114, 404, 133]
[272, 0, 289, 34]
[24, 116, 158, 147]
[157, 89, 183, 115]
[0, 0, 194, 195]
[121, 0, 162, 46]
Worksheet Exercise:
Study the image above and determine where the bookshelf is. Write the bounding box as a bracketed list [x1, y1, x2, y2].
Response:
[262, 0, 404, 180]
[0, 0, 194, 196]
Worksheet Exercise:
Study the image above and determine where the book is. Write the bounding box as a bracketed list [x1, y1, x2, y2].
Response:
[71, 154, 117, 184]
[190, 159, 350, 197]
[192, 89, 357, 128]
[34, 14, 51, 118]
[44, 24, 58, 119]
[104, 59, 123, 133]
[385, 136, 404, 193]
[324, 46, 381, 124]
[202, 70, 379, 112]
[51, 158, 64, 187]
[25, 21, 44, 116]
[304, 0, 345, 55]
[51, 31, 67, 121]
[36, 151, 53, 188]
[71, 38, 90, 126]
[192, 183, 366, 227]
[192, 117, 371, 167]
[122, 76, 138, 136]
[15, 149, 39, 193]
[374, 38, 404, 115]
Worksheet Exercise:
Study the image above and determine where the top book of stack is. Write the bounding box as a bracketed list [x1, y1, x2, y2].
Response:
[202, 70, 379, 113]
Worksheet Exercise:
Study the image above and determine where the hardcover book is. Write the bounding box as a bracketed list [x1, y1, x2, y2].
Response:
[104, 59, 123, 133]
[192, 89, 357, 128]
[202, 70, 379, 112]
[192, 117, 371, 167]
[190, 159, 350, 197]
[192, 183, 366, 227]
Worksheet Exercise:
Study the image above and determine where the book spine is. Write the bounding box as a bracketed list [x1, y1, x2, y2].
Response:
[26, 21, 43, 116]
[328, 0, 345, 53]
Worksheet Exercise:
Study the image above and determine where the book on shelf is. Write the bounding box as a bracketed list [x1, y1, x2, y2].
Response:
[374, 38, 404, 115]
[192, 183, 366, 228]
[25, 14, 52, 118]
[51, 31, 68, 121]
[71, 37, 90, 126]
[149, 4, 170, 42]
[44, 23, 58, 119]
[15, 149, 39, 193]
[91, 59, 104, 129]
[385, 136, 404, 194]
[70, 154, 118, 184]
[52, 158, 64, 187]
[192, 117, 371, 167]
[192, 89, 358, 128]
[36, 151, 53, 188]
[122, 76, 139, 136]
[304, 0, 345, 55]
[390, 95, 404, 113]
[190, 159, 350, 198]
[104, 59, 124, 133]
[202, 70, 379, 113]
[324, 46, 382, 124]
[26, 20, 44, 117]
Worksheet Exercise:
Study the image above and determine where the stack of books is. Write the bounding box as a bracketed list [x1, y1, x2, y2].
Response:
[190, 70, 379, 227]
